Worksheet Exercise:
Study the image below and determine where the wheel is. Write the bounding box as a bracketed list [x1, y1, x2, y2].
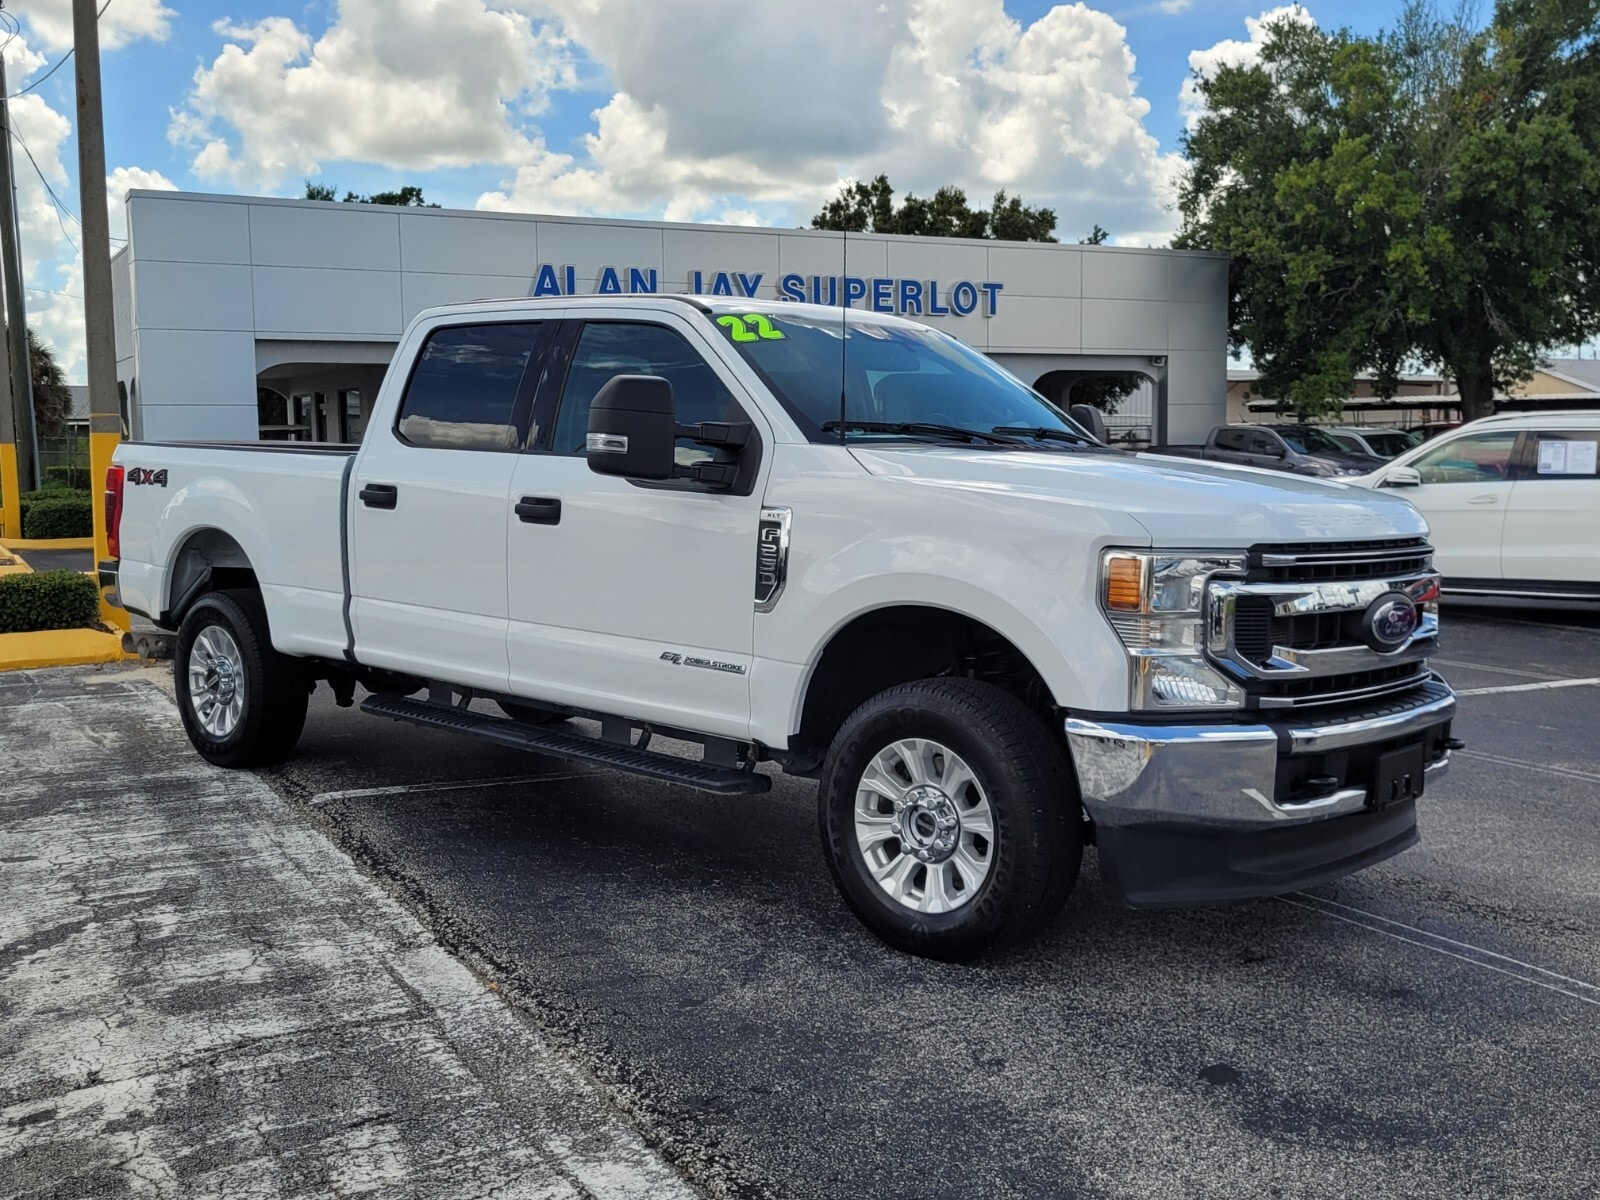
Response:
[495, 700, 567, 726]
[174, 589, 309, 768]
[818, 679, 1082, 959]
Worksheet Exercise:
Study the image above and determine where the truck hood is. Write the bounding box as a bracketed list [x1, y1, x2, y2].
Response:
[850, 446, 1429, 545]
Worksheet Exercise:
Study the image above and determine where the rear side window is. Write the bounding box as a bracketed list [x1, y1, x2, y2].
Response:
[1526, 431, 1600, 479]
[1214, 429, 1247, 451]
[397, 323, 540, 451]
[1247, 430, 1281, 455]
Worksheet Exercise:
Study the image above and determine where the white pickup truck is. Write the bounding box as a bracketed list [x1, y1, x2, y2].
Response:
[106, 296, 1458, 958]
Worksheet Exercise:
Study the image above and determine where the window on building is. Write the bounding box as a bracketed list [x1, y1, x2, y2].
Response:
[342, 390, 366, 444]
[550, 322, 740, 467]
[397, 323, 541, 452]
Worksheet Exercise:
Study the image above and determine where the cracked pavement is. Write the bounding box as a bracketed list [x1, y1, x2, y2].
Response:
[0, 667, 701, 1200]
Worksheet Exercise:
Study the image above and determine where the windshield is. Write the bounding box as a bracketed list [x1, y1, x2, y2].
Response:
[711, 309, 1095, 444]
[1363, 431, 1417, 457]
[1279, 427, 1349, 455]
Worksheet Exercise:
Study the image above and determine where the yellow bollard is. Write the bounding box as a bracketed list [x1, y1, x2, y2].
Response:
[0, 441, 18, 541]
[89, 430, 128, 631]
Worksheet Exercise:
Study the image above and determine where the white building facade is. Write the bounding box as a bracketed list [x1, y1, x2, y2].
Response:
[112, 191, 1228, 446]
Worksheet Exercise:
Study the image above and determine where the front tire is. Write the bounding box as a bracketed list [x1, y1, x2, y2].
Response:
[174, 590, 308, 768]
[818, 679, 1082, 960]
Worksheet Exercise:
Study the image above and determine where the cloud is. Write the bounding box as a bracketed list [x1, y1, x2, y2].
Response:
[171, 0, 577, 188]
[1180, 5, 1315, 131]
[481, 0, 1183, 242]
[1158, 0, 1194, 12]
[108, 166, 178, 244]
[11, 0, 174, 53]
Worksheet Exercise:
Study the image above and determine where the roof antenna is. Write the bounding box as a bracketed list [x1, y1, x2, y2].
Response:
[838, 222, 848, 445]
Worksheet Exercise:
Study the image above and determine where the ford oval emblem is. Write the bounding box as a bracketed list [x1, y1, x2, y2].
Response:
[1362, 594, 1420, 651]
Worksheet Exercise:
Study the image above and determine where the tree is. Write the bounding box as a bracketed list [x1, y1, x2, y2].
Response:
[1079, 224, 1110, 246]
[811, 175, 1057, 242]
[1176, 0, 1600, 420]
[6, 327, 73, 435]
[304, 181, 440, 208]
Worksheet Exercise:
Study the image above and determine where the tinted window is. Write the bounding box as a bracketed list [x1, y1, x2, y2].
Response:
[1527, 431, 1600, 479]
[397, 323, 539, 451]
[1247, 430, 1282, 455]
[1214, 429, 1247, 451]
[1278, 428, 1345, 455]
[1411, 431, 1517, 483]
[552, 323, 738, 464]
[1363, 431, 1416, 457]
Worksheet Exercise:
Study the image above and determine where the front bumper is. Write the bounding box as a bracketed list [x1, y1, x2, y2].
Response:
[1066, 677, 1456, 906]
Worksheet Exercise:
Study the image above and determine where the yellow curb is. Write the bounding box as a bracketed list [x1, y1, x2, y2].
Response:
[0, 628, 133, 672]
[3, 537, 96, 551]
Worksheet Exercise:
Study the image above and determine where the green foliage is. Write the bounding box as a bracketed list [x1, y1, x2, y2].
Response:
[1070, 373, 1141, 415]
[22, 492, 93, 539]
[0, 571, 100, 633]
[1080, 225, 1111, 245]
[44, 466, 91, 490]
[812, 175, 1057, 242]
[1177, 0, 1600, 420]
[1, 326, 74, 434]
[304, 180, 440, 207]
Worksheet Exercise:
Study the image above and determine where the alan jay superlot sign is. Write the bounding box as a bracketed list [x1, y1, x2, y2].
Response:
[528, 263, 1005, 318]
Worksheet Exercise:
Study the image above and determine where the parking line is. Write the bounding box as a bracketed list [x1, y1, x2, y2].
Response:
[310, 772, 587, 805]
[1454, 748, 1600, 784]
[1280, 895, 1600, 1008]
[1430, 658, 1561, 680]
[1454, 676, 1600, 697]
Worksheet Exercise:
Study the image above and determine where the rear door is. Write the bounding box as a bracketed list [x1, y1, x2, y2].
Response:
[348, 319, 548, 691]
[1207, 428, 1250, 464]
[1502, 428, 1600, 586]
[1379, 428, 1521, 581]
[504, 314, 772, 739]
[1246, 429, 1289, 469]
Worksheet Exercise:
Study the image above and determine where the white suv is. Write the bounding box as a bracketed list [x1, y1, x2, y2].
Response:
[1350, 411, 1600, 600]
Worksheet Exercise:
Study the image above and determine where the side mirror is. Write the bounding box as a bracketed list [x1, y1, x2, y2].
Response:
[1381, 466, 1422, 488]
[586, 375, 676, 481]
[1069, 403, 1107, 443]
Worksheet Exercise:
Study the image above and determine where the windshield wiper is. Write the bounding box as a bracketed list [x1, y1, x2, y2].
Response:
[990, 425, 1099, 447]
[822, 420, 1022, 445]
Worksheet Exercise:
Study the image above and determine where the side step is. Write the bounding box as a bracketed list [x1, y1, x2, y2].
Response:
[360, 694, 771, 795]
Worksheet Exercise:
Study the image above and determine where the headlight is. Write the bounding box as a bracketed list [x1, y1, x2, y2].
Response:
[1101, 551, 1246, 711]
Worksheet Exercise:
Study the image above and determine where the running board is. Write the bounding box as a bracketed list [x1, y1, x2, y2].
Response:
[360, 694, 771, 795]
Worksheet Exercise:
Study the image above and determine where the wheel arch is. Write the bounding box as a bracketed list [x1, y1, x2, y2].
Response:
[163, 527, 259, 625]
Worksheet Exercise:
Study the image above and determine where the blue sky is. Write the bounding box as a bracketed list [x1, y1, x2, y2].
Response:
[4, 0, 1415, 377]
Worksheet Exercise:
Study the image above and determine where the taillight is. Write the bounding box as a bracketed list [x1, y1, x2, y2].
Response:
[105, 464, 125, 559]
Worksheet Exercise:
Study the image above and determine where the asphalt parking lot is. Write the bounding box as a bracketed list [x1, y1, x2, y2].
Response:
[248, 603, 1600, 1200]
[6, 605, 1598, 1199]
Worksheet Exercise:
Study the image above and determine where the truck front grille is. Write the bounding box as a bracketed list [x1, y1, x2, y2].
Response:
[1207, 539, 1441, 709]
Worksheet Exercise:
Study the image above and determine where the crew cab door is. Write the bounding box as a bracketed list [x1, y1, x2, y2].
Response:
[505, 315, 771, 739]
[1502, 428, 1600, 585]
[1377, 428, 1520, 581]
[348, 319, 548, 691]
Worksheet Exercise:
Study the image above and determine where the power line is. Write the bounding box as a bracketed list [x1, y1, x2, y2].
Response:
[9, 126, 79, 254]
[2, 1, 116, 100]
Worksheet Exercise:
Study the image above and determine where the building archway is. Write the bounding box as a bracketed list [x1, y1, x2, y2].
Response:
[1034, 369, 1157, 447]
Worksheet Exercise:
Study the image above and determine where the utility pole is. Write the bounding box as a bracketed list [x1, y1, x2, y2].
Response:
[73, 0, 126, 626]
[0, 49, 38, 498]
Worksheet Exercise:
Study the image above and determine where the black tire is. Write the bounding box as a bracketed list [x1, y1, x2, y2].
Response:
[495, 700, 567, 726]
[174, 589, 309, 768]
[818, 678, 1082, 960]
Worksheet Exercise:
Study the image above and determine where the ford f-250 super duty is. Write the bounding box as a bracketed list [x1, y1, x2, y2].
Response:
[106, 296, 1459, 959]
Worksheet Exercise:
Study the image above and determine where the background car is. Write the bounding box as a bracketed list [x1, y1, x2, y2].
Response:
[1348, 411, 1600, 600]
[1326, 426, 1420, 458]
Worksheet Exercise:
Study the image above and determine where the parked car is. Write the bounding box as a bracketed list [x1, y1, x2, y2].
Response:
[106, 296, 1458, 959]
[1149, 424, 1385, 477]
[1347, 411, 1600, 601]
[1326, 426, 1420, 459]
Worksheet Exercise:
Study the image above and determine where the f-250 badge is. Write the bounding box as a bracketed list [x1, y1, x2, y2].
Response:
[127, 468, 168, 487]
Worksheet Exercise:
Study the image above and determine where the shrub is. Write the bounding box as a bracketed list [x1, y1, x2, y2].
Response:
[18, 487, 79, 519]
[22, 492, 93, 539]
[44, 466, 91, 490]
[0, 571, 100, 633]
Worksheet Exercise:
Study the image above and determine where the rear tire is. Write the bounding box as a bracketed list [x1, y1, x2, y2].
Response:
[818, 678, 1082, 960]
[174, 590, 308, 768]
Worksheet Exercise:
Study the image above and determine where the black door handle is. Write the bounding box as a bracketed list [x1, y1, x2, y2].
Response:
[359, 483, 398, 509]
[514, 496, 562, 525]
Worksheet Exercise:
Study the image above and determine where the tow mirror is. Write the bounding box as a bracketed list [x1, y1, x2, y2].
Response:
[1381, 466, 1422, 488]
[1069, 403, 1107, 443]
[586, 375, 676, 481]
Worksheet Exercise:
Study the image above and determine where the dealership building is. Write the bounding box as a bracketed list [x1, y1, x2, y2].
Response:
[111, 191, 1228, 446]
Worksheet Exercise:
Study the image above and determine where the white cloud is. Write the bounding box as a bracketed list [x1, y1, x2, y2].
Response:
[482, 0, 1183, 242]
[1180, 5, 1314, 131]
[171, 0, 577, 188]
[11, 0, 174, 54]
[108, 166, 178, 244]
[1158, 0, 1194, 13]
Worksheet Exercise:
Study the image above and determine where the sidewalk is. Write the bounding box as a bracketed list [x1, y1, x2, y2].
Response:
[0, 665, 702, 1200]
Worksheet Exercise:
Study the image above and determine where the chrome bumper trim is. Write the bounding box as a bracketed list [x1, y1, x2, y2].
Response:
[1065, 683, 1456, 832]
